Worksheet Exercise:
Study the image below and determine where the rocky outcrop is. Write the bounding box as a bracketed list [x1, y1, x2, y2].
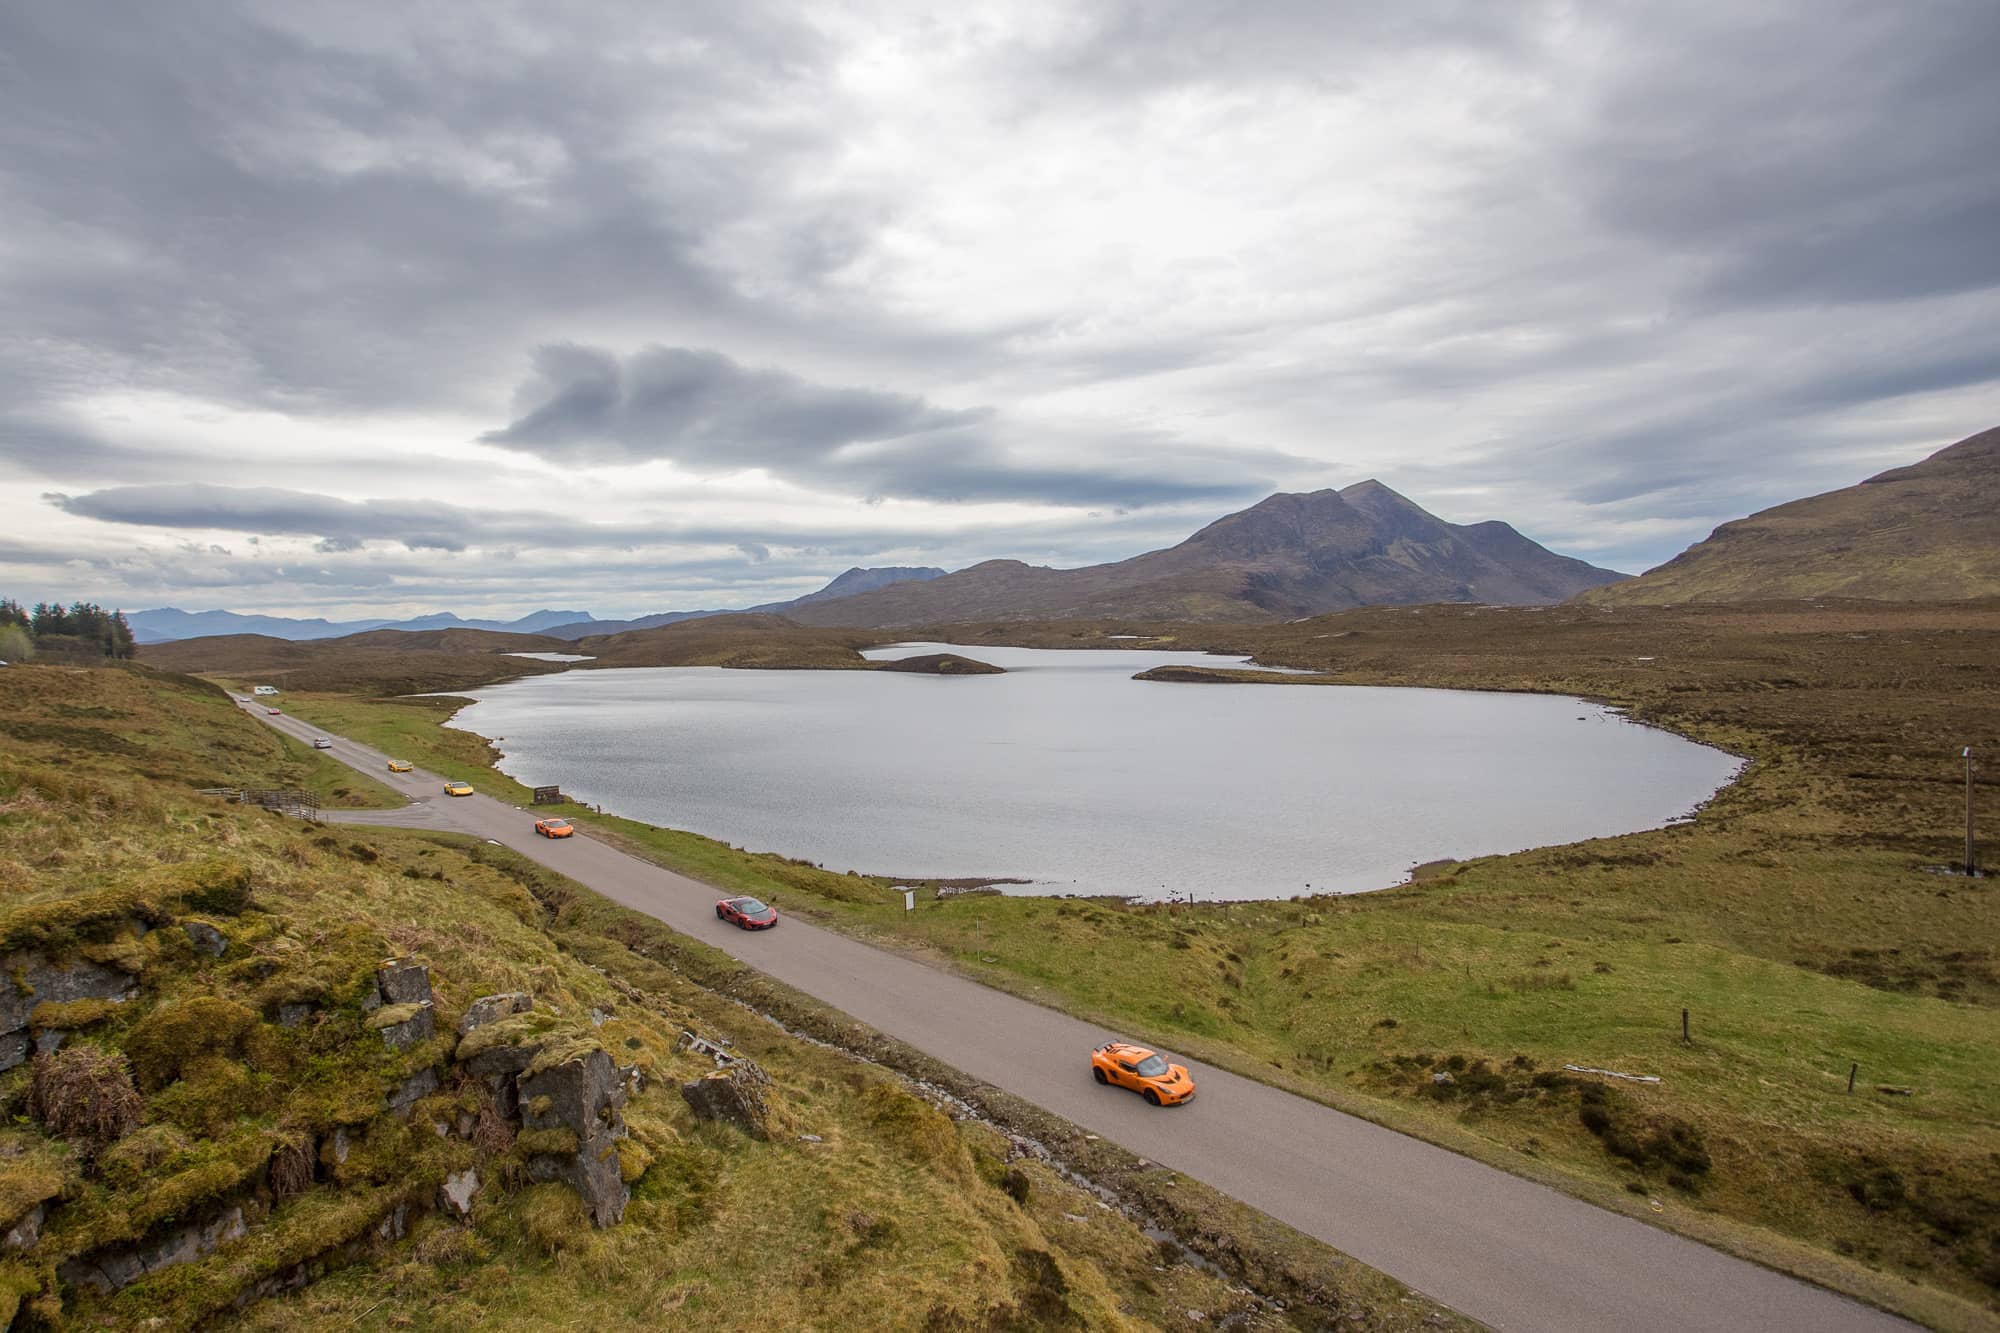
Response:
[458, 991, 532, 1035]
[519, 1049, 630, 1226]
[681, 1062, 774, 1141]
[58, 1205, 247, 1294]
[439, 1168, 479, 1220]
[182, 921, 227, 957]
[375, 958, 431, 1006]
[369, 1003, 435, 1052]
[1, 950, 139, 1073]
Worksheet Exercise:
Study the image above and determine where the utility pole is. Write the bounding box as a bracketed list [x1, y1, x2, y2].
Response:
[1967, 747, 1978, 878]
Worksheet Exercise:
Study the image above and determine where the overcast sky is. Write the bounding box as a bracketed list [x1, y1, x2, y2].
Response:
[4, 2, 1995, 620]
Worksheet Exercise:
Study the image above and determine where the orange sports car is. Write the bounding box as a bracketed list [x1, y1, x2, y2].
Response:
[1091, 1042, 1195, 1105]
[534, 817, 574, 838]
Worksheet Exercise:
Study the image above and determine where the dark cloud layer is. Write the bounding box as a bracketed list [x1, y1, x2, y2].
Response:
[483, 344, 1278, 506]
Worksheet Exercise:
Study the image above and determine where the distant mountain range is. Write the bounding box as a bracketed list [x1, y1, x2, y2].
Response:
[129, 482, 1625, 640]
[126, 606, 594, 644]
[1582, 424, 2000, 605]
[788, 481, 1625, 626]
[535, 566, 948, 640]
[128, 568, 947, 643]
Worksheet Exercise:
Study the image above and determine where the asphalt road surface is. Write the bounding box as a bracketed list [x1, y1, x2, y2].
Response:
[258, 699, 1913, 1333]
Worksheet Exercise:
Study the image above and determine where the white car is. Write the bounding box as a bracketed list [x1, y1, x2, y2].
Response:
[312, 738, 333, 749]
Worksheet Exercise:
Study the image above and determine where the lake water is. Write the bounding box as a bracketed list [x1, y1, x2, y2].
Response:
[447, 643, 1740, 901]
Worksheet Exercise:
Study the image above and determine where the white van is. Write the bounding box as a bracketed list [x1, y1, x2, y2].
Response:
[253, 685, 279, 696]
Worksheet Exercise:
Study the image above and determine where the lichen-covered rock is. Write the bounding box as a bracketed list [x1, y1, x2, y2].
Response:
[680, 1062, 773, 1141]
[439, 1167, 480, 1220]
[368, 1001, 435, 1051]
[58, 1204, 247, 1293]
[276, 1002, 314, 1028]
[375, 957, 432, 1006]
[458, 991, 532, 1035]
[385, 1066, 440, 1117]
[519, 1048, 630, 1226]
[0, 952, 138, 1071]
[182, 921, 227, 957]
[3, 1203, 44, 1252]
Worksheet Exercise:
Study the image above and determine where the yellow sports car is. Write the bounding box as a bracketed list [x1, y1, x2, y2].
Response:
[443, 781, 474, 797]
[387, 760, 413, 773]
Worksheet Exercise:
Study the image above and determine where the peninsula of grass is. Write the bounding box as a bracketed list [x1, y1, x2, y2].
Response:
[257, 599, 2000, 1328]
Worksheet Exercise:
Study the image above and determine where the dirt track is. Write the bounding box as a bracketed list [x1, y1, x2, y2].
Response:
[258, 701, 1913, 1333]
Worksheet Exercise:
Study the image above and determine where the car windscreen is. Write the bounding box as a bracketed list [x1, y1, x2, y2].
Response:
[1134, 1055, 1169, 1077]
[735, 898, 768, 915]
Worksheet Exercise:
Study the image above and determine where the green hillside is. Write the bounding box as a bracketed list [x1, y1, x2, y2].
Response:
[1584, 424, 2000, 604]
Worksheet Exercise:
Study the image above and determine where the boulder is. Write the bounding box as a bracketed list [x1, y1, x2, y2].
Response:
[458, 991, 532, 1036]
[3, 1204, 44, 1253]
[368, 1002, 435, 1052]
[519, 1048, 630, 1226]
[385, 1067, 440, 1117]
[182, 921, 227, 957]
[680, 1062, 773, 1141]
[462, 1039, 542, 1079]
[0, 952, 138, 1070]
[375, 958, 432, 1006]
[439, 1167, 480, 1220]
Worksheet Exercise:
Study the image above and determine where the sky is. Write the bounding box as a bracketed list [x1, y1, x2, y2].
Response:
[3, 1, 1996, 621]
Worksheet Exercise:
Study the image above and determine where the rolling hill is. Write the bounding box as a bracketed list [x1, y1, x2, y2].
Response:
[787, 482, 1625, 627]
[1582, 424, 2000, 605]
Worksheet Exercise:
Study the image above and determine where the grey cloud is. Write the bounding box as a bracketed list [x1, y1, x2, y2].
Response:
[482, 344, 983, 466]
[482, 344, 1285, 507]
[1567, 2, 2000, 309]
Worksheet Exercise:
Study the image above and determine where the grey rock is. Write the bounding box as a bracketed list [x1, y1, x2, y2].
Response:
[386, 1067, 440, 1117]
[375, 958, 432, 1006]
[519, 1048, 631, 1227]
[331, 1127, 352, 1164]
[681, 1062, 773, 1141]
[439, 1167, 480, 1220]
[376, 1202, 408, 1241]
[182, 921, 227, 957]
[277, 1002, 314, 1028]
[34, 1029, 66, 1055]
[3, 1203, 44, 1252]
[463, 1039, 542, 1079]
[1431, 1071, 1455, 1086]
[374, 1002, 435, 1051]
[0, 951, 138, 1034]
[0, 1031, 29, 1074]
[457, 991, 532, 1036]
[59, 1205, 246, 1294]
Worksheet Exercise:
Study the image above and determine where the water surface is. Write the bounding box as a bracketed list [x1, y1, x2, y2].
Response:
[449, 643, 1738, 900]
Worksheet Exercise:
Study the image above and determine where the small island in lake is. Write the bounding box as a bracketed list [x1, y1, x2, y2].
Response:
[874, 652, 1005, 675]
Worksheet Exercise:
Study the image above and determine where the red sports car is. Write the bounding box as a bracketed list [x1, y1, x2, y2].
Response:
[715, 896, 778, 930]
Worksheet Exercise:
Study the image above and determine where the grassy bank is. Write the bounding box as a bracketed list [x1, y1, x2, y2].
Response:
[0, 661, 1456, 1329]
[270, 601, 2000, 1328]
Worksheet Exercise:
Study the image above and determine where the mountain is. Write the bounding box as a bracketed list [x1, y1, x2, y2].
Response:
[128, 607, 594, 644]
[786, 482, 1624, 627]
[535, 566, 948, 639]
[1581, 424, 2000, 605]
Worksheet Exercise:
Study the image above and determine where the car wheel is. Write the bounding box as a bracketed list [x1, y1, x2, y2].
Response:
[716, 906, 726, 919]
[1143, 1088, 1160, 1106]
[1092, 1067, 1108, 1085]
